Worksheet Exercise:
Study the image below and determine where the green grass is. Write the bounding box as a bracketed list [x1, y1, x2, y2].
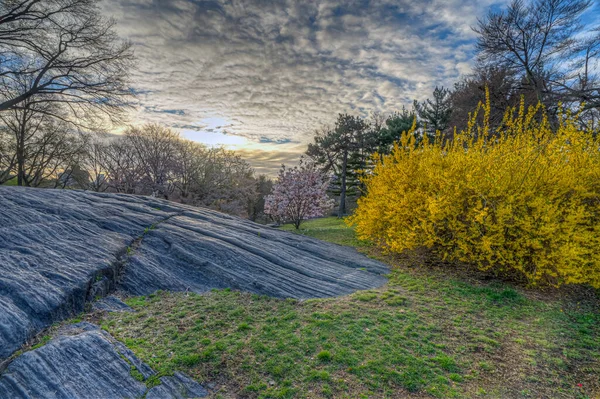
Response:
[30, 334, 51, 350]
[2, 177, 18, 186]
[99, 217, 599, 398]
[279, 217, 371, 247]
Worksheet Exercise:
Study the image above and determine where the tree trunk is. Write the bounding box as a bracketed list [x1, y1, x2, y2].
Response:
[16, 111, 27, 187]
[339, 149, 348, 217]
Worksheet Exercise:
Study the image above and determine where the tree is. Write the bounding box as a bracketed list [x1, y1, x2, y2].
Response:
[307, 114, 375, 216]
[474, 0, 599, 117]
[247, 174, 273, 222]
[414, 87, 452, 137]
[97, 137, 143, 194]
[125, 124, 179, 199]
[0, 98, 85, 187]
[0, 0, 134, 124]
[0, 123, 16, 183]
[80, 134, 110, 192]
[377, 107, 417, 152]
[448, 65, 540, 134]
[202, 148, 256, 216]
[171, 138, 209, 202]
[265, 159, 334, 229]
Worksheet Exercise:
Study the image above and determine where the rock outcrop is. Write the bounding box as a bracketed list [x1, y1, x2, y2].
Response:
[0, 187, 388, 397]
[0, 323, 207, 399]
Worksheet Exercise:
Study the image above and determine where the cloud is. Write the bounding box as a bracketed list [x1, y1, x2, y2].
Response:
[101, 0, 506, 175]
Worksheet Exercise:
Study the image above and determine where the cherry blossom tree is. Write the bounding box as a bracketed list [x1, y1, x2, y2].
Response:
[265, 158, 334, 229]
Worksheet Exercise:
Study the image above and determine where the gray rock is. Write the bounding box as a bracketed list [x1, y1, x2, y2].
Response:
[0, 329, 147, 399]
[0, 187, 388, 363]
[0, 324, 206, 399]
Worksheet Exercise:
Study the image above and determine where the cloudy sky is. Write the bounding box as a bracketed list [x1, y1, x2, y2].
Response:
[103, 0, 508, 175]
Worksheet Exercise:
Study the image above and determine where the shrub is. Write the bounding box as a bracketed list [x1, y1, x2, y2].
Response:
[350, 91, 600, 288]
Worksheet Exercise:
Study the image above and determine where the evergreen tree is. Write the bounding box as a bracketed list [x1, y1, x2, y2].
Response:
[377, 107, 417, 153]
[306, 114, 377, 216]
[414, 87, 452, 138]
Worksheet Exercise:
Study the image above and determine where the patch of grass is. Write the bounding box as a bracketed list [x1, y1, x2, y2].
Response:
[130, 367, 145, 382]
[280, 217, 371, 247]
[31, 335, 51, 350]
[145, 375, 162, 389]
[101, 217, 600, 398]
[2, 177, 17, 186]
[353, 292, 378, 302]
[316, 350, 332, 362]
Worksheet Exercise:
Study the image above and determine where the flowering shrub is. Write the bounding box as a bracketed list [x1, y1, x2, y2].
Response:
[350, 93, 600, 288]
[265, 159, 334, 228]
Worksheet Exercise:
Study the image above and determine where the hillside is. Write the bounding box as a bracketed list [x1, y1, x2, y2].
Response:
[0, 187, 388, 398]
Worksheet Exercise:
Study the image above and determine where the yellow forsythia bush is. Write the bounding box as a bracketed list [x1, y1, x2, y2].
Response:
[350, 93, 600, 288]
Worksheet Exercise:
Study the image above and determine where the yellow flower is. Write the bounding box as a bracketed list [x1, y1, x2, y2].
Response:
[349, 94, 600, 288]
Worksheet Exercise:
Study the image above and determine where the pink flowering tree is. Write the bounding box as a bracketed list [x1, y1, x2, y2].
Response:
[265, 159, 334, 229]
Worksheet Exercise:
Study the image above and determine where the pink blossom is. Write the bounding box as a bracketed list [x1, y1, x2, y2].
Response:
[264, 158, 334, 228]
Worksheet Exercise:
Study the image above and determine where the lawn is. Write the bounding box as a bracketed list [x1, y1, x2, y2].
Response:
[100, 217, 599, 398]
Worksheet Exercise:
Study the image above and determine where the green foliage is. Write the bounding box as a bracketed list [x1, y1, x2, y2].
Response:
[130, 367, 145, 382]
[1, 177, 17, 186]
[377, 107, 418, 153]
[279, 217, 370, 248]
[31, 335, 51, 350]
[414, 86, 452, 135]
[316, 350, 332, 362]
[103, 271, 599, 398]
[306, 114, 378, 215]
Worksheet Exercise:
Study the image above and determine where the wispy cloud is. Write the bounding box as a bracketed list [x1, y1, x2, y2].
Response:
[102, 0, 506, 174]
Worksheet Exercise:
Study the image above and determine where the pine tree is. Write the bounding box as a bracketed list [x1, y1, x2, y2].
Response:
[306, 114, 377, 216]
[377, 107, 417, 153]
[414, 87, 452, 138]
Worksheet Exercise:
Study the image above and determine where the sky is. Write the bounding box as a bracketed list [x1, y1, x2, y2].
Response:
[102, 0, 509, 175]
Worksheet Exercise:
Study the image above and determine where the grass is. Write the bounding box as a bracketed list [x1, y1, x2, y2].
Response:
[279, 217, 371, 248]
[2, 177, 18, 186]
[98, 217, 600, 398]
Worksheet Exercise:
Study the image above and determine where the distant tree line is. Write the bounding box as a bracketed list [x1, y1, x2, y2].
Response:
[0, 121, 273, 219]
[86, 125, 272, 219]
[307, 0, 599, 216]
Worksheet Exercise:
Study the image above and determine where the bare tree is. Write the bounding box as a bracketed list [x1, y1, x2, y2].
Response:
[0, 0, 134, 125]
[0, 101, 86, 187]
[79, 133, 109, 191]
[247, 174, 273, 222]
[449, 65, 541, 134]
[193, 147, 256, 212]
[97, 137, 143, 194]
[171, 141, 260, 215]
[474, 0, 599, 116]
[171, 138, 209, 202]
[0, 123, 16, 183]
[125, 124, 179, 198]
[38, 123, 266, 217]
